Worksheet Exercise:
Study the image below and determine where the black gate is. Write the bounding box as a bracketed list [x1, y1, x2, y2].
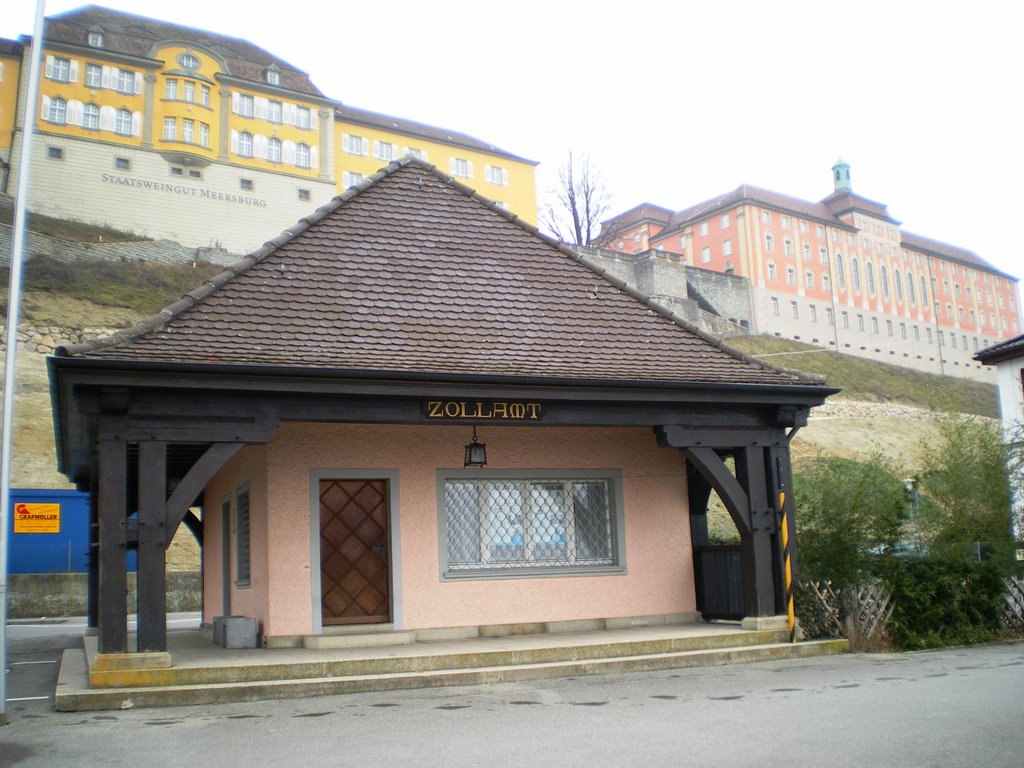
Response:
[695, 545, 744, 620]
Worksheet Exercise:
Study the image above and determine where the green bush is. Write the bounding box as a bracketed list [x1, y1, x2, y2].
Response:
[915, 416, 1015, 563]
[793, 454, 907, 588]
[882, 558, 1008, 649]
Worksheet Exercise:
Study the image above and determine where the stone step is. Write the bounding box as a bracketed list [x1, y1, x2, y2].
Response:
[57, 639, 847, 712]
[87, 627, 793, 689]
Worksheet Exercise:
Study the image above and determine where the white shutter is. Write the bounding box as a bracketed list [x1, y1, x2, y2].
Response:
[41, 94, 50, 117]
[360, 137, 369, 156]
[372, 140, 381, 160]
[100, 105, 115, 131]
[449, 157, 456, 174]
[284, 103, 297, 126]
[230, 129, 239, 153]
[282, 140, 296, 164]
[45, 55, 53, 78]
[467, 160, 474, 177]
[253, 134, 267, 157]
[69, 59, 79, 83]
[310, 146, 318, 169]
[68, 100, 83, 126]
[501, 167, 508, 185]
[254, 97, 268, 119]
[231, 92, 240, 114]
[102, 66, 113, 89]
[134, 72, 142, 95]
[131, 111, 141, 136]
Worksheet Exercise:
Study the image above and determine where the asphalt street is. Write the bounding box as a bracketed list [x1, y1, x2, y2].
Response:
[2, 620, 1022, 768]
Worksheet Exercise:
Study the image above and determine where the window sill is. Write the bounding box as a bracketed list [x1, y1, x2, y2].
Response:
[442, 564, 624, 581]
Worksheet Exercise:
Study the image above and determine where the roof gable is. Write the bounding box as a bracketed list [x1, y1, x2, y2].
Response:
[60, 159, 816, 388]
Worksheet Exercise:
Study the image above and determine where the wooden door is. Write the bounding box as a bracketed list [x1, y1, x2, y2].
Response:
[319, 479, 390, 625]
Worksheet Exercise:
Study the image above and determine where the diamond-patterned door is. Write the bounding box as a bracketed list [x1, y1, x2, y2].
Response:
[319, 479, 389, 625]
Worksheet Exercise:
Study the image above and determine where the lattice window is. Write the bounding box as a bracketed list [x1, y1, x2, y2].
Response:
[442, 476, 619, 576]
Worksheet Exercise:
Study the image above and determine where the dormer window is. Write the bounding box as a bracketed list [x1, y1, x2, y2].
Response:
[178, 53, 200, 71]
[88, 31, 103, 48]
[266, 70, 280, 85]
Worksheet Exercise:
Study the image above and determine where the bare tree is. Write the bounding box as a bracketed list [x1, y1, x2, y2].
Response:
[541, 152, 612, 247]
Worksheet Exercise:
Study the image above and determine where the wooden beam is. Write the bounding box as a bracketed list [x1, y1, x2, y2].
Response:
[770, 443, 800, 578]
[657, 425, 784, 450]
[682, 447, 751, 537]
[165, 442, 246, 540]
[735, 447, 780, 617]
[97, 437, 127, 654]
[686, 464, 712, 549]
[137, 441, 167, 652]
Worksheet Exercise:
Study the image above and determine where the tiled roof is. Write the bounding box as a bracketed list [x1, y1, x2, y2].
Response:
[59, 159, 819, 389]
[334, 104, 536, 165]
[901, 231, 1013, 279]
[820, 190, 899, 224]
[0, 38, 23, 56]
[43, 5, 325, 97]
[600, 203, 675, 233]
[975, 333, 1024, 364]
[655, 185, 856, 241]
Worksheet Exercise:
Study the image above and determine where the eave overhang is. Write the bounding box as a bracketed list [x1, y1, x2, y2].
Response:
[49, 355, 838, 484]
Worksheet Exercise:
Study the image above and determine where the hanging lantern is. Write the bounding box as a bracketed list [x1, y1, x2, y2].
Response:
[464, 426, 487, 468]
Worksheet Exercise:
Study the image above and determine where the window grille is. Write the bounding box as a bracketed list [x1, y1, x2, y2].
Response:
[443, 477, 617, 575]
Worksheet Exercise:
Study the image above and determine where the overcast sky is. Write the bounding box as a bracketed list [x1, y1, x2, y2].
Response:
[4, 0, 1022, 283]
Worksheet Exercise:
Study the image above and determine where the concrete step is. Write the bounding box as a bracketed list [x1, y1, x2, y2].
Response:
[303, 630, 416, 650]
[56, 638, 847, 712]
[87, 627, 794, 689]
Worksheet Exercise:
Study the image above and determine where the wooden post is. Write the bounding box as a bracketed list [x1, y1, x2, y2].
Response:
[137, 441, 167, 652]
[735, 446, 778, 617]
[97, 437, 128, 654]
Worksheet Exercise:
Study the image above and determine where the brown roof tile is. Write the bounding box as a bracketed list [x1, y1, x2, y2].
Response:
[43, 5, 324, 97]
[60, 159, 821, 388]
[653, 185, 857, 242]
[334, 104, 536, 165]
[975, 332, 1024, 364]
[901, 231, 1013, 279]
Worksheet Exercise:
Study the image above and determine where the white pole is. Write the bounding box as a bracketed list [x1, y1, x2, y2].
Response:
[1, 0, 47, 727]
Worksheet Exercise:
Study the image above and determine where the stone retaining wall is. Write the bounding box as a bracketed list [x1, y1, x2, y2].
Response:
[0, 323, 122, 355]
[8, 571, 201, 618]
[0, 208, 241, 269]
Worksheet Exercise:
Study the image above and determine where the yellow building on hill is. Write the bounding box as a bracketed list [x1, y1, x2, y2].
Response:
[0, 5, 537, 253]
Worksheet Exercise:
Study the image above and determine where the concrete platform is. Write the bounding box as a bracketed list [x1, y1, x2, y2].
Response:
[56, 620, 848, 711]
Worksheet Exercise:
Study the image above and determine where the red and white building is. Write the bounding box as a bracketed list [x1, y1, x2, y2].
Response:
[600, 161, 1020, 380]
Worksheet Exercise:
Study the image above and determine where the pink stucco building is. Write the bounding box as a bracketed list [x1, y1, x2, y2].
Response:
[50, 158, 835, 655]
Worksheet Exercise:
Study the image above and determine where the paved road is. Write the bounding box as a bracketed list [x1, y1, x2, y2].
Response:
[2, 624, 1022, 767]
[4, 614, 202, 713]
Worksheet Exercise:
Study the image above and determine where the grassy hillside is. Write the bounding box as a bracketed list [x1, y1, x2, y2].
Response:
[2, 255, 223, 325]
[0, 204, 148, 243]
[725, 335, 998, 418]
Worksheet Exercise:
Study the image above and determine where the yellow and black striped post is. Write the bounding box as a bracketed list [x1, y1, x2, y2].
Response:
[778, 486, 796, 644]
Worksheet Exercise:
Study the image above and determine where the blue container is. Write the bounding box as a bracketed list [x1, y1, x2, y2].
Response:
[7, 488, 137, 573]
